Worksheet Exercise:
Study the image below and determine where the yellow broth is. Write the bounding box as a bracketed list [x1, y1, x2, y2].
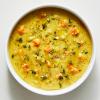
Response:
[8, 8, 92, 90]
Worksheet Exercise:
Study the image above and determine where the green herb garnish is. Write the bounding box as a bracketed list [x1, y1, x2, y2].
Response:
[11, 54, 14, 58]
[42, 23, 47, 30]
[69, 18, 72, 23]
[24, 55, 29, 61]
[59, 82, 62, 88]
[64, 74, 69, 79]
[31, 70, 36, 75]
[17, 37, 23, 43]
[41, 75, 47, 80]
[82, 50, 88, 54]
[77, 43, 81, 48]
[23, 45, 27, 48]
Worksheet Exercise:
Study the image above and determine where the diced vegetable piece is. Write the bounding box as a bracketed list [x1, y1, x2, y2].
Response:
[28, 36, 34, 42]
[64, 51, 70, 56]
[33, 39, 40, 47]
[39, 12, 47, 18]
[46, 60, 51, 67]
[22, 63, 30, 72]
[53, 14, 60, 20]
[59, 19, 68, 28]
[78, 53, 85, 61]
[70, 27, 79, 36]
[18, 49, 24, 56]
[17, 25, 25, 35]
[44, 46, 52, 53]
[67, 64, 79, 75]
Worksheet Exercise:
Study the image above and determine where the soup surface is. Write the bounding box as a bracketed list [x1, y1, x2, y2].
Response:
[9, 8, 92, 90]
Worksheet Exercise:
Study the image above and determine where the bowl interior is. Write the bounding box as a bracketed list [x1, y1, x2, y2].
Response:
[5, 5, 95, 96]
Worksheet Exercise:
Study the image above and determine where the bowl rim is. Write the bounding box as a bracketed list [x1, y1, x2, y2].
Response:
[5, 4, 96, 96]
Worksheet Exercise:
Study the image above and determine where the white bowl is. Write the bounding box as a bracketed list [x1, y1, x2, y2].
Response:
[5, 4, 95, 96]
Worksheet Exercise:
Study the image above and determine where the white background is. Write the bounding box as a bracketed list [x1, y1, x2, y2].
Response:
[0, 0, 100, 100]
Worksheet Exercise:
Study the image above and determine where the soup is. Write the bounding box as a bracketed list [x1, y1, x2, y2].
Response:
[8, 8, 92, 90]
